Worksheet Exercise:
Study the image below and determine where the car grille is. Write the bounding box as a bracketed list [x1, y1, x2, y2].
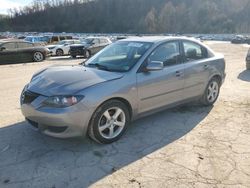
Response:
[22, 90, 40, 104]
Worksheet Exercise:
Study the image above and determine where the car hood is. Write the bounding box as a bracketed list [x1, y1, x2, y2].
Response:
[27, 65, 124, 96]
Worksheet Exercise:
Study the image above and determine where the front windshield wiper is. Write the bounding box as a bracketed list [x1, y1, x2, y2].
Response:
[87, 63, 111, 71]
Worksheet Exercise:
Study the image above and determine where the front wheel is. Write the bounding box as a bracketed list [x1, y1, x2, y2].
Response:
[201, 78, 220, 106]
[33, 52, 44, 62]
[56, 49, 64, 56]
[84, 50, 91, 59]
[88, 100, 130, 144]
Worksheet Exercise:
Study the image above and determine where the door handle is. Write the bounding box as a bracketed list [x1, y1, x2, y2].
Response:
[175, 71, 182, 77]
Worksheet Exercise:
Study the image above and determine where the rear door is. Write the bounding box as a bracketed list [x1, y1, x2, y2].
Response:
[136, 41, 185, 113]
[0, 42, 17, 64]
[181, 40, 211, 99]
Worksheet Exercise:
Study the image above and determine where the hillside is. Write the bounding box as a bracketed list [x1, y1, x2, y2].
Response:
[0, 0, 249, 33]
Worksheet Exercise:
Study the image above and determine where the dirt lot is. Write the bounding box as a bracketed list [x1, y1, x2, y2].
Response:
[0, 43, 250, 188]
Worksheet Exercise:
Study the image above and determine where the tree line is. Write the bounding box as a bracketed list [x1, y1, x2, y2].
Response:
[0, 0, 250, 33]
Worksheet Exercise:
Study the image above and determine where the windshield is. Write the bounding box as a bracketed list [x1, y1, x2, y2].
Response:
[85, 41, 152, 72]
[80, 38, 93, 44]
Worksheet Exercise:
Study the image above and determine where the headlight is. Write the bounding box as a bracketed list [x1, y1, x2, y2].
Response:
[43, 95, 84, 108]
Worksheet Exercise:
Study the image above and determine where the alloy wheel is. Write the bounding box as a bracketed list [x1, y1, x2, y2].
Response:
[98, 107, 126, 139]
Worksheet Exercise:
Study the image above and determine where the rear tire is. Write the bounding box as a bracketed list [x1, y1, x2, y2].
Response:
[200, 78, 220, 106]
[33, 51, 44, 62]
[88, 100, 130, 144]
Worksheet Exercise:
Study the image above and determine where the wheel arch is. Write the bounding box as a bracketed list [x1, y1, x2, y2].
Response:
[209, 74, 222, 86]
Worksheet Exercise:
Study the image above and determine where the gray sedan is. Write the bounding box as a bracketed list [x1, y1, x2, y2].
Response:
[20, 37, 226, 144]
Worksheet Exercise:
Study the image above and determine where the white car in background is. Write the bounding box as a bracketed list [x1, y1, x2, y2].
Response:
[47, 40, 80, 56]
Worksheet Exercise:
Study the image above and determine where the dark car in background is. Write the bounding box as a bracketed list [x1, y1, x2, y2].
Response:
[231, 35, 250, 44]
[246, 48, 250, 70]
[0, 40, 49, 64]
[69, 37, 112, 58]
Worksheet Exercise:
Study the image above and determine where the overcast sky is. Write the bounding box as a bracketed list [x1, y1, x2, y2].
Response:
[0, 0, 33, 14]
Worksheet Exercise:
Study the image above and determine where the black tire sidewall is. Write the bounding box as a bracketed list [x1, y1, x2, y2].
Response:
[85, 50, 91, 58]
[89, 100, 130, 144]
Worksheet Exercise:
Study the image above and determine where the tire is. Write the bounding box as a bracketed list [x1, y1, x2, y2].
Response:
[71, 55, 77, 59]
[84, 50, 91, 59]
[56, 49, 64, 56]
[200, 78, 221, 106]
[88, 100, 130, 144]
[33, 51, 44, 62]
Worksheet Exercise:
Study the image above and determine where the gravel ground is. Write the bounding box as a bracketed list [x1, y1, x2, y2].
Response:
[0, 43, 249, 188]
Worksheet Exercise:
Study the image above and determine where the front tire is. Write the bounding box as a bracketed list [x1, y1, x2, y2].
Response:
[201, 78, 220, 106]
[88, 100, 130, 144]
[56, 49, 64, 56]
[84, 50, 91, 59]
[33, 52, 44, 62]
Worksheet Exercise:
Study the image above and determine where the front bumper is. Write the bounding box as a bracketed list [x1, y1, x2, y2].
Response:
[21, 95, 93, 138]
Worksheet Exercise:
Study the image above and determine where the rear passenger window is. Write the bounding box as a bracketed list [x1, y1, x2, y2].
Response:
[149, 41, 181, 67]
[183, 41, 207, 61]
[2, 43, 16, 49]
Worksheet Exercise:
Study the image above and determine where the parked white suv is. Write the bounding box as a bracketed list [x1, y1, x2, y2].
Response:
[47, 40, 80, 56]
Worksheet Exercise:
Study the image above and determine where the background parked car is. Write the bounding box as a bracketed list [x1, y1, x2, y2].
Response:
[24, 36, 49, 45]
[46, 39, 81, 56]
[0, 40, 49, 64]
[246, 48, 250, 70]
[46, 35, 73, 44]
[69, 37, 112, 58]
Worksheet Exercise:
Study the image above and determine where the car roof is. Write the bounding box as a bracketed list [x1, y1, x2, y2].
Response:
[0, 39, 29, 43]
[120, 36, 200, 43]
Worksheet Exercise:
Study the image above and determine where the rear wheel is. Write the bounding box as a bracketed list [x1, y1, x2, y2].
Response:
[56, 49, 64, 56]
[201, 78, 220, 106]
[33, 52, 44, 62]
[88, 100, 130, 144]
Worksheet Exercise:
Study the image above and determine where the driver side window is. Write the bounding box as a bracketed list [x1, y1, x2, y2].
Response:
[149, 41, 181, 67]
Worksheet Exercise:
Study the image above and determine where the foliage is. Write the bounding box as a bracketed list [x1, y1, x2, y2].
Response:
[0, 0, 249, 33]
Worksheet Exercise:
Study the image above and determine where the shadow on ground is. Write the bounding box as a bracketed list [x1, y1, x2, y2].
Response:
[0, 105, 212, 188]
[238, 70, 250, 82]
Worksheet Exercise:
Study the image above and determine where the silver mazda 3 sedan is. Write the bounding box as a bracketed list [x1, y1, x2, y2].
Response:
[20, 37, 226, 144]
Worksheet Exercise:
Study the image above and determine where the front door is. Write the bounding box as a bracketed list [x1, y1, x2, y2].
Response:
[136, 41, 185, 114]
[0, 42, 17, 64]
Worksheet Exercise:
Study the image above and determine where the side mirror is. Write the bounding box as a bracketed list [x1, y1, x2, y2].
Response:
[145, 61, 164, 71]
[0, 47, 6, 51]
